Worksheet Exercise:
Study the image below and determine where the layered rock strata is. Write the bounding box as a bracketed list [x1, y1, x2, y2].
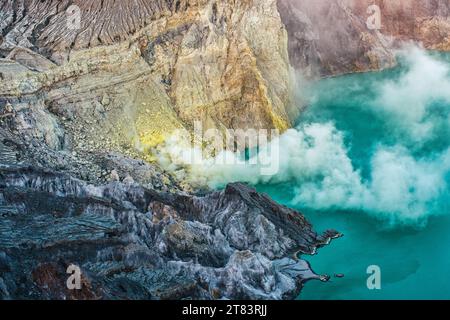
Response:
[1, 0, 294, 158]
[278, 0, 450, 76]
[0, 166, 339, 300]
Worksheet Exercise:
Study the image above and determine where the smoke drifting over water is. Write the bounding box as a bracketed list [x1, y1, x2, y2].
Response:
[372, 47, 450, 145]
[158, 48, 450, 225]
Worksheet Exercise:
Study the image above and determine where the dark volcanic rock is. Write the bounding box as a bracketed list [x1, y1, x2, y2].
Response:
[0, 165, 339, 300]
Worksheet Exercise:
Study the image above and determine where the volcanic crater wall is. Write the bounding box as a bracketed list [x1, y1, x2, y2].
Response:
[0, 0, 294, 163]
[1, 0, 449, 162]
[278, 0, 450, 76]
[1, 0, 450, 301]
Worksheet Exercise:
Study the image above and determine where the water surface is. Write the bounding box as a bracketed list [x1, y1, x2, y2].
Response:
[255, 50, 450, 299]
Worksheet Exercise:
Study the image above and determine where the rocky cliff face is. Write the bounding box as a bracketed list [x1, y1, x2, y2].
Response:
[278, 0, 450, 76]
[0, 166, 339, 299]
[0, 0, 294, 162]
[2, 0, 449, 161]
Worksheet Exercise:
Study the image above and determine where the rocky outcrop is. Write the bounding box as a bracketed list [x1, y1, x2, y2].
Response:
[278, 0, 450, 76]
[0, 165, 339, 300]
[0, 0, 294, 162]
[349, 0, 450, 50]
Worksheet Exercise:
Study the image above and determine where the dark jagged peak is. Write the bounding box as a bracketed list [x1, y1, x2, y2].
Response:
[0, 165, 339, 300]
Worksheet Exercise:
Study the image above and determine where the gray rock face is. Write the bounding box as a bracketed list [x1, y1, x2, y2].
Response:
[0, 165, 339, 300]
[0, 0, 191, 62]
[278, 0, 450, 77]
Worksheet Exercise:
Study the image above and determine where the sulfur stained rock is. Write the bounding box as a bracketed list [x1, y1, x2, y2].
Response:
[0, 0, 449, 301]
[2, 0, 448, 162]
[0, 0, 294, 157]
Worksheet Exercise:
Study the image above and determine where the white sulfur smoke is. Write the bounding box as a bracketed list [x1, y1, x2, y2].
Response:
[291, 131, 450, 223]
[372, 46, 450, 145]
[157, 47, 450, 225]
[367, 146, 450, 220]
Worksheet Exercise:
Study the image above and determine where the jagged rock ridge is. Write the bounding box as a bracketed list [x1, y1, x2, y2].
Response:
[0, 165, 339, 300]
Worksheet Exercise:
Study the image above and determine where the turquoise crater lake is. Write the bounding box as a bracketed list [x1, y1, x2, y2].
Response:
[254, 49, 450, 299]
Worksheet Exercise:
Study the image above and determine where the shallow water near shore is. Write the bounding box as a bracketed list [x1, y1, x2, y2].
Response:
[254, 50, 450, 299]
[257, 184, 450, 299]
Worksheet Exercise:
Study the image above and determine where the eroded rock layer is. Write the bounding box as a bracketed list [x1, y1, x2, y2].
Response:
[0, 166, 339, 300]
[1, 0, 294, 161]
[278, 0, 450, 76]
